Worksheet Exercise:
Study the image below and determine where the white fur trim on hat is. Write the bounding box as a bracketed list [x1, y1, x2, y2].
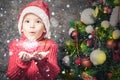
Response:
[18, 6, 51, 38]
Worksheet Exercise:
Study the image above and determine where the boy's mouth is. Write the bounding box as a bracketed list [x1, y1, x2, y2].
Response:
[29, 32, 36, 34]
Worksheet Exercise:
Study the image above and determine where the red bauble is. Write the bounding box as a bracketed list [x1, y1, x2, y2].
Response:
[81, 57, 92, 68]
[113, 52, 120, 61]
[75, 57, 81, 65]
[91, 31, 96, 38]
[87, 39, 93, 46]
[112, 42, 117, 48]
[107, 8, 112, 14]
[107, 72, 113, 78]
[71, 31, 78, 39]
[107, 39, 113, 48]
[103, 6, 112, 14]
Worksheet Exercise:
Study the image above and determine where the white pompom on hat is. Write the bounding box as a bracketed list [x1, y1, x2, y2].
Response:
[18, 0, 51, 38]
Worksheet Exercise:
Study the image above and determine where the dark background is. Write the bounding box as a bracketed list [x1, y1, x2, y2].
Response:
[0, 0, 89, 79]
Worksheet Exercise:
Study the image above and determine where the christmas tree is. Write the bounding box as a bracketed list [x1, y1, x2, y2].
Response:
[58, 0, 120, 80]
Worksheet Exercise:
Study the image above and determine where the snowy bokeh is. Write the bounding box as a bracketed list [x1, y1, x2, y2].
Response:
[0, 0, 88, 79]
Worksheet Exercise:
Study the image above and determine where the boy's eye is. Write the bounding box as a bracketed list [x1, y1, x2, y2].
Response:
[36, 20, 41, 23]
[25, 20, 29, 23]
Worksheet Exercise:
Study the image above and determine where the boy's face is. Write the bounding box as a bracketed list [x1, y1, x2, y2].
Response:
[22, 13, 46, 41]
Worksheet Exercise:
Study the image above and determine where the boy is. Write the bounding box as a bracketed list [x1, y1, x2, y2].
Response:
[6, 0, 60, 80]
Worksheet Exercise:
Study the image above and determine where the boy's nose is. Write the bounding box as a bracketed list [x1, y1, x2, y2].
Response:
[30, 22, 35, 28]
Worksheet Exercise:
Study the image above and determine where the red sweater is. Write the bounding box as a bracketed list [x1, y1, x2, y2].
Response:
[6, 37, 60, 80]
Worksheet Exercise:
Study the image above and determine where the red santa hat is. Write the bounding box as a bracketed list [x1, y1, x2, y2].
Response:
[18, 0, 51, 38]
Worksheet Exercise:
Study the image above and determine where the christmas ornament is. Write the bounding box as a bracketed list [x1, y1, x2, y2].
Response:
[103, 7, 107, 13]
[112, 30, 120, 39]
[87, 39, 93, 47]
[74, 57, 81, 66]
[112, 41, 117, 49]
[101, 20, 110, 30]
[62, 70, 65, 74]
[81, 72, 93, 80]
[69, 27, 75, 36]
[69, 28, 78, 39]
[71, 31, 78, 39]
[91, 31, 96, 38]
[88, 34, 93, 39]
[69, 69, 74, 77]
[110, 6, 120, 27]
[107, 7, 112, 14]
[92, 6, 99, 18]
[106, 39, 114, 48]
[81, 8, 95, 25]
[103, 6, 111, 14]
[85, 25, 94, 33]
[62, 55, 70, 66]
[90, 49, 106, 65]
[107, 72, 113, 79]
[113, 51, 120, 61]
[81, 57, 92, 68]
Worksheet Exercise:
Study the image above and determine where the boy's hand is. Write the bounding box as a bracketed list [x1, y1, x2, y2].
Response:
[32, 51, 49, 60]
[18, 51, 32, 61]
